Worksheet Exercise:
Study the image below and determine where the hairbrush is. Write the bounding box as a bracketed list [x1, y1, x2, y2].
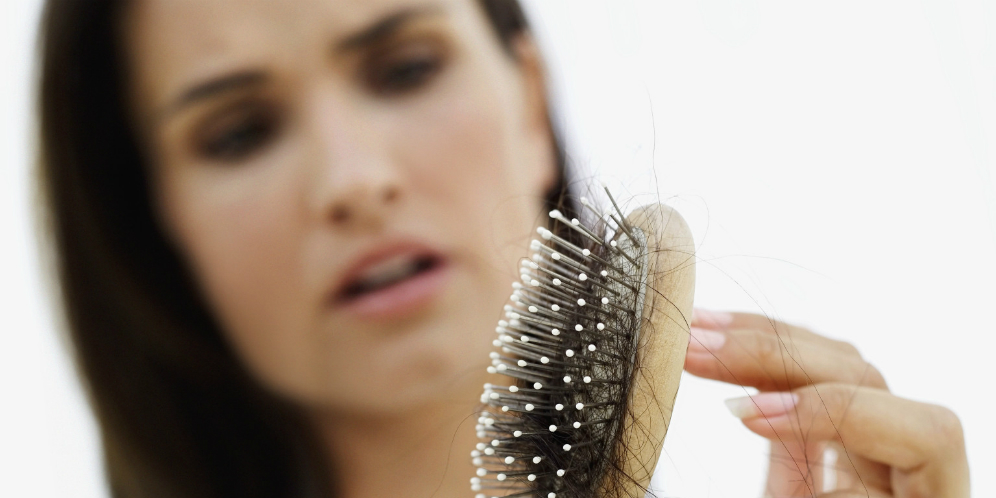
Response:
[471, 190, 695, 498]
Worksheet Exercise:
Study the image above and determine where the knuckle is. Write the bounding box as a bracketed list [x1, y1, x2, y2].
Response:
[928, 405, 965, 451]
[749, 331, 782, 365]
[853, 361, 888, 389]
[836, 339, 861, 357]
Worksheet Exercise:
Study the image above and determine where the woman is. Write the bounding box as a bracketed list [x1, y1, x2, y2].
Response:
[36, 0, 969, 497]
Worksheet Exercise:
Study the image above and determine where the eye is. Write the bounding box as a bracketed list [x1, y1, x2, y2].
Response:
[194, 102, 280, 162]
[366, 41, 447, 95]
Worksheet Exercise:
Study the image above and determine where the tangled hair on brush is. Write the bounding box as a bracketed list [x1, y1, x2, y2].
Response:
[474, 187, 682, 498]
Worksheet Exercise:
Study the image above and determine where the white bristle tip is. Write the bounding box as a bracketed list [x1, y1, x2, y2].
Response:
[584, 376, 592, 383]
[549, 209, 562, 218]
[508, 385, 518, 393]
[577, 299, 586, 306]
[525, 404, 534, 411]
[576, 403, 584, 410]
[565, 349, 574, 357]
[549, 425, 557, 432]
[533, 382, 543, 389]
[555, 403, 564, 411]
[578, 273, 588, 281]
[563, 376, 571, 383]
[504, 456, 514, 464]
[588, 344, 597, 351]
[582, 248, 591, 256]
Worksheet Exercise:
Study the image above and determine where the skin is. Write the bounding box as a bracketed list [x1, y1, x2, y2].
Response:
[687, 310, 970, 497]
[123, 0, 559, 495]
[120, 0, 969, 496]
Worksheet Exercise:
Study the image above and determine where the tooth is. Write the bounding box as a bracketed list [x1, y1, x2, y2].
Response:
[355, 255, 422, 291]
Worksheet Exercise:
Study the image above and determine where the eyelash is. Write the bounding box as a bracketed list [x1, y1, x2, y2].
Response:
[195, 102, 280, 163]
[366, 42, 447, 95]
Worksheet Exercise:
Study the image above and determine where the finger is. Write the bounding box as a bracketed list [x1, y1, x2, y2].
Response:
[763, 439, 829, 498]
[684, 326, 888, 391]
[813, 491, 891, 498]
[764, 441, 890, 498]
[732, 391, 894, 494]
[692, 309, 860, 356]
[730, 385, 970, 497]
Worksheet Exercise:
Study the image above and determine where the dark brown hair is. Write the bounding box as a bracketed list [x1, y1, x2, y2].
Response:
[36, 1, 571, 497]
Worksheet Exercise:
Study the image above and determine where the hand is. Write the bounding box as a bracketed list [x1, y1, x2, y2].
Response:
[683, 309, 970, 498]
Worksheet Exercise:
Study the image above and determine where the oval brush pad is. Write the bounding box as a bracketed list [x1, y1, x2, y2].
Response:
[472, 193, 695, 498]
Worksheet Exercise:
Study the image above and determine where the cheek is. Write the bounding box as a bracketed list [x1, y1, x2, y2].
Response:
[393, 66, 548, 262]
[158, 157, 317, 393]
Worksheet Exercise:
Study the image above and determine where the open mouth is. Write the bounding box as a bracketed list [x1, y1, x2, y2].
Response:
[337, 253, 444, 303]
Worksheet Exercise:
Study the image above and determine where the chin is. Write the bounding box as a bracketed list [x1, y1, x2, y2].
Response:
[346, 339, 491, 414]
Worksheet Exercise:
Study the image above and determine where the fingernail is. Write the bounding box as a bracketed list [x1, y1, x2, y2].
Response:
[724, 392, 799, 420]
[692, 308, 734, 329]
[687, 327, 726, 353]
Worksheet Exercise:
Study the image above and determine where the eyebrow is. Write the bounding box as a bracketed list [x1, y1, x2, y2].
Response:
[336, 5, 444, 52]
[159, 5, 443, 122]
[160, 71, 266, 122]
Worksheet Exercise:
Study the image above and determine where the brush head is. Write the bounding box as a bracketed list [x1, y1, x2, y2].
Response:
[472, 196, 695, 498]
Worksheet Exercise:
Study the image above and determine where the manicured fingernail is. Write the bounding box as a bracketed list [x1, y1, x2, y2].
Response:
[724, 392, 799, 420]
[688, 327, 726, 353]
[692, 308, 734, 329]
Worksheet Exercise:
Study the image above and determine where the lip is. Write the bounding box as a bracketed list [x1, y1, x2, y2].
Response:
[329, 241, 452, 320]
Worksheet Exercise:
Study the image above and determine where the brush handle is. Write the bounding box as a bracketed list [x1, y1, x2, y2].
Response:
[602, 204, 696, 497]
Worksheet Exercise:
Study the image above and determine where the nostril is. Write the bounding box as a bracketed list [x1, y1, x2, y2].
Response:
[331, 205, 351, 223]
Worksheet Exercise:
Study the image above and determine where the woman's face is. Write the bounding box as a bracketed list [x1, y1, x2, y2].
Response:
[123, 0, 557, 414]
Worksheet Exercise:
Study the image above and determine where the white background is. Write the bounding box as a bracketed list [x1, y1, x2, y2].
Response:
[3, 0, 994, 497]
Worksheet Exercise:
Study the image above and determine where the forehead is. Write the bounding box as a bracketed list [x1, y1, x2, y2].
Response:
[122, 0, 481, 111]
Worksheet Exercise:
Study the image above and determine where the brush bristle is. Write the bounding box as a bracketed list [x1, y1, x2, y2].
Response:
[472, 197, 649, 498]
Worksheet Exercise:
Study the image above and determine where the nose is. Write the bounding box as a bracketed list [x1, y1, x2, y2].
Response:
[306, 92, 403, 230]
